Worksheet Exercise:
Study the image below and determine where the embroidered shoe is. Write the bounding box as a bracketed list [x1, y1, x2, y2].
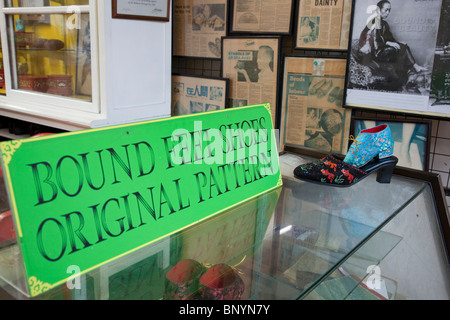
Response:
[199, 264, 244, 300]
[164, 259, 205, 300]
[343, 124, 394, 168]
[293, 154, 398, 187]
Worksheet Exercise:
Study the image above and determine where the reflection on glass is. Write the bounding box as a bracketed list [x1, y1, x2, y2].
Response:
[6, 0, 90, 8]
[8, 12, 91, 101]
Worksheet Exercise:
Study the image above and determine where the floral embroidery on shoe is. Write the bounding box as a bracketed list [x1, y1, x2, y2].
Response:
[294, 154, 367, 186]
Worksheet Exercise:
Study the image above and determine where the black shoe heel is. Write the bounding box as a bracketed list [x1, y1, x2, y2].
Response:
[376, 162, 396, 184]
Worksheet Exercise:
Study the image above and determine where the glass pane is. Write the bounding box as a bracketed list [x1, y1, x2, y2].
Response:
[8, 12, 92, 101]
[6, 0, 90, 8]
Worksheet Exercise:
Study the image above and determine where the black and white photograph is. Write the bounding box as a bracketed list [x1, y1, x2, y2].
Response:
[192, 3, 226, 31]
[345, 0, 449, 117]
[234, 45, 275, 83]
[352, 118, 431, 171]
[297, 16, 320, 46]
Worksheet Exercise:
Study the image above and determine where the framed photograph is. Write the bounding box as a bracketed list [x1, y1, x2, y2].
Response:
[112, 0, 170, 22]
[173, 0, 228, 58]
[171, 74, 228, 116]
[345, 0, 450, 118]
[230, 0, 294, 34]
[279, 55, 352, 155]
[295, 0, 352, 50]
[351, 118, 431, 171]
[221, 36, 281, 127]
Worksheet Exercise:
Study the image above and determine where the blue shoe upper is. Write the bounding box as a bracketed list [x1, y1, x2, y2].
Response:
[343, 124, 394, 167]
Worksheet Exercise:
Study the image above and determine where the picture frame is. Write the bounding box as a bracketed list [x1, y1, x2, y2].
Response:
[295, 0, 352, 50]
[351, 118, 431, 171]
[279, 55, 352, 155]
[221, 36, 281, 128]
[112, 0, 171, 22]
[172, 0, 228, 58]
[344, 0, 450, 118]
[171, 73, 229, 115]
[229, 0, 294, 35]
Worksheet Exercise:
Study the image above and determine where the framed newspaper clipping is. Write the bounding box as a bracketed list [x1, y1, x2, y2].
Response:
[173, 0, 228, 58]
[221, 36, 281, 127]
[280, 56, 352, 154]
[295, 0, 352, 50]
[171, 74, 229, 116]
[345, 0, 450, 118]
[230, 0, 294, 34]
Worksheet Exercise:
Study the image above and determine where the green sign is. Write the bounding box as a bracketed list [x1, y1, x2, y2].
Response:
[0, 104, 282, 297]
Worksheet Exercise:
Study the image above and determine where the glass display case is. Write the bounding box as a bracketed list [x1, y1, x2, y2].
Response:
[0, 153, 449, 300]
[1, 1, 95, 110]
[0, 0, 172, 132]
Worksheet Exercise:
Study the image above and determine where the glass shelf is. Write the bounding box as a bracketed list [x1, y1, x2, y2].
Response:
[0, 153, 449, 300]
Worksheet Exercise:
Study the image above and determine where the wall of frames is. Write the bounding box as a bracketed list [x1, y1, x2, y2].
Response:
[171, 0, 450, 198]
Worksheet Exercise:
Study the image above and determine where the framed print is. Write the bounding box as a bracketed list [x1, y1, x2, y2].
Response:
[295, 0, 352, 50]
[171, 74, 228, 115]
[230, 0, 294, 34]
[351, 118, 431, 171]
[173, 0, 228, 58]
[112, 0, 170, 21]
[221, 36, 281, 127]
[280, 55, 352, 155]
[345, 0, 450, 118]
